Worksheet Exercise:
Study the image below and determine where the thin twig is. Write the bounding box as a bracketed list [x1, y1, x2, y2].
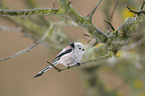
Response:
[61, 53, 111, 71]
[104, 20, 115, 31]
[52, 0, 56, 8]
[83, 34, 90, 37]
[1, 0, 108, 43]
[83, 34, 95, 43]
[140, 1, 145, 10]
[46, 61, 61, 72]
[0, 26, 22, 32]
[59, 0, 108, 43]
[121, 38, 144, 50]
[53, 21, 78, 27]
[0, 8, 59, 16]
[86, 0, 103, 20]
[125, 4, 145, 15]
[109, 0, 119, 22]
[0, 30, 49, 62]
[49, 53, 111, 72]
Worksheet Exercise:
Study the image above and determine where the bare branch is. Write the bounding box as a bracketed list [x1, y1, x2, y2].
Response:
[52, 0, 56, 8]
[121, 38, 144, 50]
[0, 28, 50, 62]
[86, 0, 103, 20]
[46, 61, 61, 72]
[140, 1, 145, 10]
[53, 21, 78, 27]
[125, 4, 145, 15]
[0, 8, 60, 16]
[0, 0, 108, 43]
[109, 0, 119, 22]
[0, 26, 22, 32]
[49, 52, 111, 72]
[59, 0, 108, 43]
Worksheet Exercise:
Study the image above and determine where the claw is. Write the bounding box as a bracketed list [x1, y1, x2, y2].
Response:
[67, 64, 70, 69]
[76, 63, 81, 67]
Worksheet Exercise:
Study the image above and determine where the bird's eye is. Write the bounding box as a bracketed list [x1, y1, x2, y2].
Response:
[79, 47, 81, 50]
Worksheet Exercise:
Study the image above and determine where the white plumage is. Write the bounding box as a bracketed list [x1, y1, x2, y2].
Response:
[34, 42, 85, 78]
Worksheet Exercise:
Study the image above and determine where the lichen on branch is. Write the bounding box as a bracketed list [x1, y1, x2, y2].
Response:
[59, 0, 108, 43]
[0, 0, 108, 43]
[0, 0, 144, 64]
[0, 8, 61, 16]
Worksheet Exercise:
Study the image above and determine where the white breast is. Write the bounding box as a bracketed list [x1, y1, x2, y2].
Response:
[60, 51, 83, 67]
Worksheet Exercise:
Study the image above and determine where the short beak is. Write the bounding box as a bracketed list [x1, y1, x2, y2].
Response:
[82, 48, 85, 51]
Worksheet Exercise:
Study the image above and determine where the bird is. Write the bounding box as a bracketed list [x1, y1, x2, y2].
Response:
[33, 42, 85, 78]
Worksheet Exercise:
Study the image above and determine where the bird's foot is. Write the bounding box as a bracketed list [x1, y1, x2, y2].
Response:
[76, 63, 81, 67]
[67, 64, 71, 69]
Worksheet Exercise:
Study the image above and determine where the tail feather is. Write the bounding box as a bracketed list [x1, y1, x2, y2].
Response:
[33, 65, 52, 78]
[33, 61, 58, 78]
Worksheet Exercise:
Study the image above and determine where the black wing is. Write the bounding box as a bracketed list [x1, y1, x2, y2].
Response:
[52, 49, 72, 62]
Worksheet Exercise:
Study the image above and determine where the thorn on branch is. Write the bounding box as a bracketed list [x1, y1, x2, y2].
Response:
[104, 20, 115, 31]
[125, 4, 145, 15]
[83, 34, 90, 37]
[83, 34, 94, 43]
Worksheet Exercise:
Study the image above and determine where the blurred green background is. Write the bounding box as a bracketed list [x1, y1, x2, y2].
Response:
[0, 0, 144, 96]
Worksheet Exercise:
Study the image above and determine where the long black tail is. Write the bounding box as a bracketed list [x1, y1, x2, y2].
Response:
[33, 62, 58, 78]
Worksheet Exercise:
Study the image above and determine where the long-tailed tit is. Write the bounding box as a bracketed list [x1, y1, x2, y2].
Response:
[34, 42, 85, 78]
